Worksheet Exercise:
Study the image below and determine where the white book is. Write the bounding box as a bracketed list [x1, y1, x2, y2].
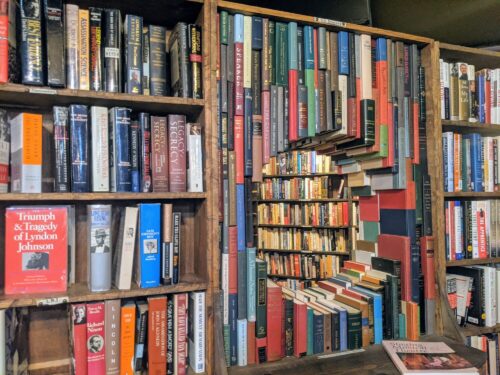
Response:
[476, 266, 496, 327]
[471, 201, 479, 258]
[0, 309, 4, 375]
[360, 34, 372, 100]
[67, 205, 76, 285]
[243, 16, 252, 89]
[114, 206, 139, 290]
[490, 69, 496, 124]
[338, 75, 348, 135]
[488, 339, 497, 375]
[187, 123, 204, 192]
[65, 4, 79, 89]
[496, 68, 500, 124]
[237, 319, 247, 366]
[440, 59, 445, 119]
[454, 204, 463, 259]
[0, 110, 9, 193]
[222, 253, 229, 325]
[188, 291, 206, 373]
[91, 106, 109, 192]
[467, 64, 477, 122]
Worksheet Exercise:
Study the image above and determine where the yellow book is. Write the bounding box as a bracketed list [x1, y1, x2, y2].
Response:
[79, 9, 90, 90]
[243, 16, 252, 88]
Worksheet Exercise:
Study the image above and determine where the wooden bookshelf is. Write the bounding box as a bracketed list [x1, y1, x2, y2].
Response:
[442, 119, 500, 136]
[255, 198, 348, 203]
[460, 324, 500, 337]
[446, 258, 500, 267]
[256, 224, 350, 229]
[0, 192, 207, 201]
[258, 249, 350, 256]
[444, 192, 500, 199]
[262, 172, 339, 178]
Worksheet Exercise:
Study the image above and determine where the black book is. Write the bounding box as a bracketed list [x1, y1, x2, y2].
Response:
[169, 22, 190, 98]
[138, 112, 151, 192]
[188, 24, 202, 99]
[172, 212, 181, 284]
[251, 50, 261, 115]
[124, 15, 143, 94]
[43, 0, 65, 87]
[244, 178, 253, 247]
[339, 99, 375, 149]
[19, 0, 44, 85]
[53, 106, 70, 192]
[129, 119, 140, 192]
[148, 25, 169, 96]
[347, 32, 356, 98]
[89, 8, 103, 91]
[371, 257, 401, 277]
[103, 9, 122, 92]
[69, 104, 89, 192]
[447, 266, 485, 326]
[134, 302, 148, 371]
[284, 298, 294, 356]
[422, 174, 433, 236]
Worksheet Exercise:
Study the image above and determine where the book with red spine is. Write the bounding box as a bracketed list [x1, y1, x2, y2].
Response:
[262, 91, 271, 163]
[252, 116, 263, 182]
[71, 304, 88, 375]
[148, 296, 167, 375]
[266, 279, 283, 362]
[342, 202, 349, 226]
[359, 194, 380, 222]
[234, 116, 244, 184]
[235, 42, 244, 116]
[168, 114, 187, 192]
[151, 116, 169, 192]
[420, 236, 436, 334]
[288, 69, 298, 141]
[86, 302, 106, 374]
[344, 260, 370, 273]
[228, 226, 238, 294]
[378, 182, 416, 210]
[174, 293, 188, 375]
[477, 206, 487, 259]
[247, 321, 256, 365]
[293, 300, 307, 358]
[5, 206, 68, 294]
[0, 0, 8, 82]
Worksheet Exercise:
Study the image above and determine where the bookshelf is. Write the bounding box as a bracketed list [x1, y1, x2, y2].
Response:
[0, 0, 218, 374]
[425, 41, 500, 341]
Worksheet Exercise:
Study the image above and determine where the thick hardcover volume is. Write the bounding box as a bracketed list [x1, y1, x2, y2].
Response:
[0, 0, 8, 82]
[142, 26, 150, 95]
[53, 106, 70, 192]
[174, 294, 189, 375]
[88, 204, 112, 292]
[134, 302, 148, 372]
[129, 119, 140, 192]
[148, 297, 167, 375]
[124, 15, 143, 94]
[71, 304, 88, 375]
[89, 8, 103, 91]
[188, 292, 206, 373]
[86, 302, 106, 373]
[65, 4, 79, 89]
[421, 236, 436, 334]
[189, 24, 202, 99]
[256, 259, 267, 339]
[90, 106, 109, 192]
[69, 105, 89, 192]
[267, 280, 283, 361]
[113, 206, 138, 290]
[168, 114, 187, 192]
[138, 113, 152, 192]
[298, 85, 308, 138]
[0, 110, 7, 191]
[43, 0, 65, 86]
[151, 116, 169, 192]
[103, 9, 122, 93]
[161, 204, 173, 285]
[149, 25, 167, 96]
[105, 300, 121, 374]
[244, 89, 253, 176]
[120, 302, 136, 375]
[187, 123, 203, 192]
[5, 206, 67, 294]
[169, 22, 190, 98]
[78, 9, 90, 90]
[166, 298, 175, 374]
[20, 0, 43, 85]
[136, 203, 161, 288]
[109, 107, 132, 192]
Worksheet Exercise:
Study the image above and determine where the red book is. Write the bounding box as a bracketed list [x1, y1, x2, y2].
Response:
[148, 296, 167, 375]
[356, 77, 361, 138]
[342, 202, 349, 226]
[252, 115, 263, 182]
[420, 236, 436, 300]
[71, 304, 88, 375]
[234, 116, 244, 184]
[359, 194, 380, 222]
[151, 116, 169, 192]
[168, 115, 187, 192]
[378, 182, 416, 210]
[0, 0, 8, 83]
[318, 280, 343, 294]
[266, 280, 283, 362]
[413, 101, 419, 164]
[377, 49, 388, 126]
[262, 91, 271, 164]
[228, 226, 238, 293]
[255, 337, 267, 364]
[174, 293, 188, 375]
[234, 42, 244, 116]
[247, 321, 256, 365]
[477, 207, 487, 259]
[288, 70, 298, 141]
[216, 13, 220, 79]
[377, 234, 412, 301]
[343, 260, 370, 272]
[5, 206, 68, 294]
[347, 97, 357, 137]
[293, 254, 300, 277]
[293, 300, 307, 357]
[87, 302, 106, 374]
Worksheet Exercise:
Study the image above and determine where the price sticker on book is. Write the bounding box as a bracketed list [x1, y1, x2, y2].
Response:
[28, 88, 57, 95]
[35, 296, 69, 306]
[313, 17, 347, 28]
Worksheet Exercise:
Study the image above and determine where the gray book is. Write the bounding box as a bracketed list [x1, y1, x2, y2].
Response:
[355, 34, 361, 79]
[227, 15, 234, 83]
[221, 44, 228, 113]
[270, 85, 278, 156]
[330, 31, 339, 91]
[237, 251, 247, 319]
[325, 70, 333, 131]
[284, 86, 289, 150]
[318, 27, 327, 70]
[277, 86, 284, 152]
[88, 204, 112, 291]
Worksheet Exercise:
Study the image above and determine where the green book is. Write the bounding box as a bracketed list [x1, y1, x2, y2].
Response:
[318, 27, 327, 70]
[255, 259, 267, 338]
[220, 11, 228, 45]
[363, 221, 379, 242]
[269, 21, 275, 85]
[288, 22, 297, 70]
[398, 313, 406, 339]
[275, 22, 288, 86]
[224, 324, 230, 365]
[306, 307, 314, 355]
[306, 69, 315, 136]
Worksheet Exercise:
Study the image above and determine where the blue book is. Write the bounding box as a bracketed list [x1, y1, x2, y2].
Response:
[398, 313, 407, 339]
[69, 104, 90, 192]
[237, 319, 247, 366]
[288, 22, 298, 70]
[229, 293, 238, 365]
[464, 133, 483, 192]
[375, 37, 387, 61]
[306, 307, 314, 355]
[380, 209, 417, 242]
[251, 17, 263, 50]
[312, 312, 324, 354]
[244, 88, 253, 176]
[303, 26, 314, 70]
[334, 304, 348, 351]
[338, 31, 349, 75]
[137, 203, 161, 288]
[237, 252, 247, 319]
[129, 119, 140, 192]
[477, 74, 485, 123]
[352, 286, 383, 344]
[110, 107, 132, 192]
[246, 247, 256, 321]
[236, 184, 246, 251]
[234, 14, 244, 43]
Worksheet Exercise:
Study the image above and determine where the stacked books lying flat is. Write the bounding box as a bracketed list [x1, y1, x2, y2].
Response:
[4, 203, 182, 295]
[0, 108, 203, 193]
[440, 59, 500, 124]
[467, 334, 499, 375]
[447, 266, 500, 327]
[445, 200, 500, 261]
[0, 0, 202, 98]
[442, 132, 499, 193]
[0, 292, 205, 375]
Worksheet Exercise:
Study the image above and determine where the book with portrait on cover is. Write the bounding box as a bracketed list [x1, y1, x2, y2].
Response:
[382, 340, 479, 374]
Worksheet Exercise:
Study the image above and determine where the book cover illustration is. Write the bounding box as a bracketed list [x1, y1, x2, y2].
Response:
[88, 204, 112, 292]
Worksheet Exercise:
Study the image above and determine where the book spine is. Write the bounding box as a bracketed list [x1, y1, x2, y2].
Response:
[86, 302, 106, 373]
[137, 203, 161, 288]
[114, 206, 138, 290]
[148, 297, 167, 374]
[166, 299, 174, 374]
[188, 292, 205, 373]
[53, 106, 70, 192]
[234, 40, 244, 115]
[109, 107, 132, 192]
[120, 304, 136, 374]
[168, 115, 187, 192]
[149, 25, 167, 96]
[288, 22, 298, 142]
[90, 106, 109, 192]
[43, 0, 65, 86]
[89, 8, 103, 91]
[65, 4, 79, 89]
[103, 9, 122, 93]
[20, 0, 43, 85]
[256, 260, 267, 339]
[88, 204, 111, 291]
[262, 91, 270, 163]
[246, 247, 256, 322]
[172, 212, 181, 284]
[124, 15, 143, 95]
[151, 116, 169, 192]
[129, 119, 140, 192]
[0, 0, 8, 83]
[104, 300, 120, 375]
[0, 111, 7, 192]
[174, 294, 188, 375]
[237, 251, 247, 319]
[189, 24, 203, 99]
[134, 304, 148, 371]
[142, 26, 150, 95]
[139, 113, 152, 192]
[169, 22, 190, 98]
[70, 105, 89, 192]
[78, 9, 90, 90]
[244, 89, 253, 176]
[71, 304, 88, 375]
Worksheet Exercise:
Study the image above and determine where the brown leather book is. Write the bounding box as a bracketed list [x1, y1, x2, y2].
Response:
[148, 296, 167, 375]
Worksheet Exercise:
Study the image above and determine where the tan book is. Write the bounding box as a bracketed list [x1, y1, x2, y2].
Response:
[360, 34, 372, 100]
[65, 4, 79, 89]
[457, 62, 470, 121]
[162, 203, 173, 242]
[113, 206, 139, 290]
[105, 300, 121, 374]
[78, 9, 90, 90]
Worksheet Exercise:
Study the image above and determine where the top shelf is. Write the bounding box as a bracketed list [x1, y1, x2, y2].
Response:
[441, 120, 500, 136]
[439, 42, 500, 70]
[0, 83, 205, 118]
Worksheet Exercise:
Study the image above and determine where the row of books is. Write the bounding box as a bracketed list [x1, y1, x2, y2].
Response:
[442, 131, 499, 193]
[447, 266, 499, 327]
[439, 59, 500, 124]
[259, 175, 346, 200]
[444, 200, 500, 261]
[262, 151, 339, 176]
[467, 334, 500, 375]
[0, 0, 202, 98]
[257, 227, 348, 253]
[0, 108, 203, 193]
[257, 202, 350, 227]
[4, 203, 182, 295]
[262, 252, 340, 280]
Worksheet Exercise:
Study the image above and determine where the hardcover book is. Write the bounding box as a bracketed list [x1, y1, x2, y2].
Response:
[139, 113, 152, 192]
[149, 25, 167, 96]
[103, 9, 122, 92]
[148, 296, 167, 375]
[109, 107, 132, 192]
[78, 9, 90, 90]
[53, 106, 70, 192]
[0, 0, 9, 83]
[136, 203, 161, 288]
[90, 106, 109, 192]
[168, 114, 187, 192]
[89, 8, 103, 91]
[129, 119, 140, 192]
[71, 304, 88, 375]
[189, 24, 202, 99]
[120, 302, 136, 374]
[88, 204, 112, 292]
[142, 26, 150, 95]
[187, 123, 203, 192]
[65, 4, 79, 89]
[169, 22, 190, 98]
[113, 206, 138, 290]
[188, 291, 205, 373]
[69, 105, 89, 192]
[151, 116, 169, 192]
[43, 0, 65, 86]
[86, 302, 106, 374]
[20, 0, 43, 85]
[174, 293, 188, 375]
[124, 15, 143, 94]
[134, 301, 148, 372]
[104, 300, 120, 374]
[0, 111, 7, 191]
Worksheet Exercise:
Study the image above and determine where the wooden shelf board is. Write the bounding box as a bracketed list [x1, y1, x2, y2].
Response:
[259, 248, 350, 256]
[446, 258, 500, 267]
[0, 278, 208, 309]
[442, 120, 500, 135]
[443, 192, 500, 199]
[439, 42, 500, 70]
[0, 192, 207, 202]
[460, 324, 500, 337]
[255, 198, 349, 203]
[257, 224, 349, 229]
[0, 83, 204, 118]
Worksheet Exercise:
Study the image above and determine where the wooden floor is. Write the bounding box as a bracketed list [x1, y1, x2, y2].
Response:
[227, 336, 487, 375]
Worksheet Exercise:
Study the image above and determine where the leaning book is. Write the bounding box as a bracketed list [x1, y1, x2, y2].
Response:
[383, 340, 479, 374]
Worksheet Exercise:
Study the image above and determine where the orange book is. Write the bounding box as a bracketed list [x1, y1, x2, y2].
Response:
[247, 321, 256, 365]
[148, 296, 167, 375]
[120, 302, 136, 375]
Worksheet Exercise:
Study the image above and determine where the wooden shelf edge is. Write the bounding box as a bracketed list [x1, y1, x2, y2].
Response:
[259, 248, 349, 256]
[255, 198, 349, 203]
[0, 192, 207, 201]
[262, 173, 340, 178]
[257, 224, 349, 229]
[444, 192, 500, 199]
[460, 324, 500, 337]
[446, 257, 500, 267]
[439, 42, 500, 59]
[0, 279, 208, 308]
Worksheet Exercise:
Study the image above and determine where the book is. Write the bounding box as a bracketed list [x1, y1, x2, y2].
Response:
[0, 0, 9, 83]
[142, 26, 150, 95]
[113, 206, 139, 290]
[124, 15, 143, 94]
[103, 9, 121, 93]
[129, 118, 140, 192]
[189, 24, 203, 99]
[148, 296, 167, 375]
[71, 304, 88, 375]
[161, 204, 173, 285]
[136, 203, 161, 288]
[53, 106, 70, 192]
[86, 302, 106, 373]
[139, 113, 152, 192]
[187, 123, 203, 192]
[169, 22, 190, 98]
[149, 25, 167, 96]
[120, 302, 136, 375]
[105, 300, 120, 374]
[89, 8, 103, 91]
[188, 291, 206, 373]
[69, 105, 89, 192]
[88, 204, 111, 292]
[90, 106, 109, 192]
[20, 0, 43, 85]
[383, 340, 478, 374]
[78, 9, 90, 90]
[134, 301, 148, 372]
[168, 114, 187, 192]
[109, 107, 132, 192]
[43, 0, 65, 86]
[174, 293, 188, 375]
[151, 116, 169, 192]
[172, 212, 181, 285]
[65, 3, 79, 89]
[5, 206, 68, 294]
